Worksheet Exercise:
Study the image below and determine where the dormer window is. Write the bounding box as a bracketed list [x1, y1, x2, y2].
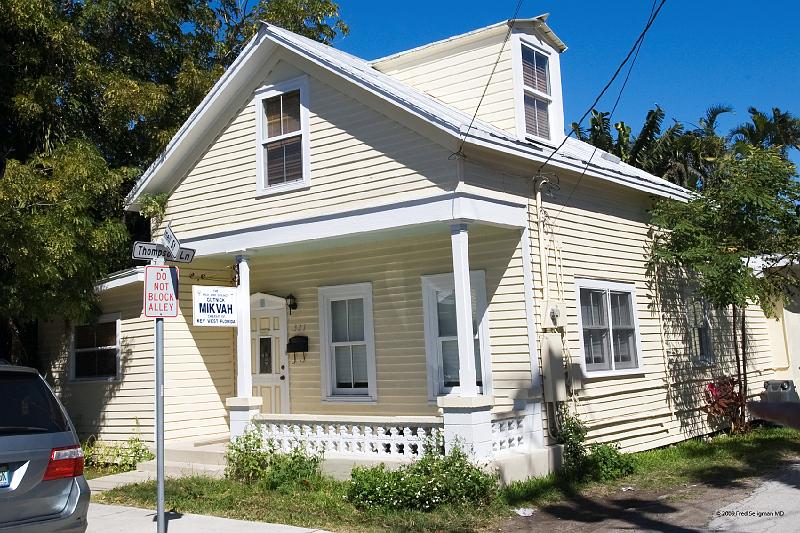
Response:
[521, 45, 551, 139]
[254, 76, 310, 195]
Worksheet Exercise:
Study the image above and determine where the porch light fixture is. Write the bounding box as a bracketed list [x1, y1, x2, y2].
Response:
[285, 293, 298, 315]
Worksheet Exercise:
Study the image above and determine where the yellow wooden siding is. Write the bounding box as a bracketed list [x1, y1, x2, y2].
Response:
[243, 225, 530, 415]
[376, 33, 517, 135]
[524, 173, 784, 451]
[157, 61, 459, 241]
[41, 285, 155, 443]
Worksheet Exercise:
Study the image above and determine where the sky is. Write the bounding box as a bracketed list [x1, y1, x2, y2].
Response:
[330, 0, 798, 157]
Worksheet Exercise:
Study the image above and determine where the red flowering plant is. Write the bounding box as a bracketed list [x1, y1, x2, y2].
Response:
[701, 376, 746, 432]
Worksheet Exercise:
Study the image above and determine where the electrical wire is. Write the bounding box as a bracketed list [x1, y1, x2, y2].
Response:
[534, 0, 667, 174]
[549, 0, 663, 223]
[451, 0, 525, 159]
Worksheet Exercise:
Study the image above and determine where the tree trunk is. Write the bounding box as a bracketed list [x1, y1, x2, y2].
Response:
[741, 306, 748, 412]
[731, 304, 743, 431]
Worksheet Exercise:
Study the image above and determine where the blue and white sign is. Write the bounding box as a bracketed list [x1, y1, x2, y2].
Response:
[192, 286, 237, 327]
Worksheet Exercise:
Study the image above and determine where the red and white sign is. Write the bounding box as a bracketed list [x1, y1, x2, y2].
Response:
[143, 266, 180, 318]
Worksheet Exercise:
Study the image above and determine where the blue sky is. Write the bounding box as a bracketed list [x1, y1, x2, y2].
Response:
[332, 1, 798, 149]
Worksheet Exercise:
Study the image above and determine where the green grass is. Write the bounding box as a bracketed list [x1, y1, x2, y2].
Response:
[96, 426, 800, 532]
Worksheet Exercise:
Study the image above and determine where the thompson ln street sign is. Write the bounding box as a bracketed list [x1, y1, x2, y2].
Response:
[132, 241, 195, 263]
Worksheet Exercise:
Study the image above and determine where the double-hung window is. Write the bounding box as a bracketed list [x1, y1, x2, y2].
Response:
[71, 314, 121, 381]
[687, 296, 714, 365]
[254, 77, 310, 195]
[318, 283, 376, 401]
[521, 44, 551, 140]
[576, 280, 642, 375]
[421, 271, 492, 398]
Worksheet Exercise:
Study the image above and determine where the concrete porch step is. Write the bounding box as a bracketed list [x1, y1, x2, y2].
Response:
[161, 445, 227, 466]
[137, 459, 225, 478]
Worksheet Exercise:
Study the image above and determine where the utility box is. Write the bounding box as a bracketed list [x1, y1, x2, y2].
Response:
[542, 300, 568, 329]
[541, 333, 567, 402]
[762, 380, 800, 402]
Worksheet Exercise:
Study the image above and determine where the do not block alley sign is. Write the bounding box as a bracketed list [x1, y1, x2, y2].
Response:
[144, 265, 180, 318]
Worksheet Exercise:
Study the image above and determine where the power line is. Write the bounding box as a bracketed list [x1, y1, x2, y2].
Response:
[548, 0, 661, 223]
[535, 0, 667, 174]
[451, 0, 525, 159]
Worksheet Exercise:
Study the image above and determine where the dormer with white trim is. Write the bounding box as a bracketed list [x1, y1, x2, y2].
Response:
[373, 14, 567, 145]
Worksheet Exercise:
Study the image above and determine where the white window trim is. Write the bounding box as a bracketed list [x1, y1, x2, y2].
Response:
[318, 282, 377, 402]
[687, 296, 715, 367]
[421, 271, 493, 401]
[574, 279, 644, 378]
[69, 313, 122, 383]
[510, 33, 564, 145]
[254, 75, 311, 196]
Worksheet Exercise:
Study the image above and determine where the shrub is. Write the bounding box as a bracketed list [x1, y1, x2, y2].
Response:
[554, 405, 590, 479]
[225, 426, 322, 489]
[83, 435, 154, 473]
[586, 443, 636, 482]
[347, 446, 499, 511]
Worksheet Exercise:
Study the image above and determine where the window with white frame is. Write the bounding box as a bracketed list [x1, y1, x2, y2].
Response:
[318, 283, 376, 400]
[521, 43, 551, 140]
[254, 77, 310, 195]
[71, 315, 120, 380]
[421, 271, 491, 397]
[576, 280, 642, 374]
[687, 296, 714, 365]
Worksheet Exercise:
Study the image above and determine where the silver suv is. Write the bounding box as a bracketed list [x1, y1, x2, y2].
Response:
[0, 363, 90, 532]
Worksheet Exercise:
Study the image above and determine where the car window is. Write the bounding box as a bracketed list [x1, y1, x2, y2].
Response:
[0, 372, 70, 435]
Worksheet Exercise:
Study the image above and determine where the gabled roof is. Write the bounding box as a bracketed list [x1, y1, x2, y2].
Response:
[126, 20, 691, 209]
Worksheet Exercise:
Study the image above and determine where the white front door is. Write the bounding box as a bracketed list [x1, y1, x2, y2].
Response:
[251, 302, 289, 414]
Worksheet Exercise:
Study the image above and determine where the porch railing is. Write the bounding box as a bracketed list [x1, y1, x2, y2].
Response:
[252, 414, 443, 459]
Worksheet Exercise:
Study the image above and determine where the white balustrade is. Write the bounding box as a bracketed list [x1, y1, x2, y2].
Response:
[252, 414, 443, 458]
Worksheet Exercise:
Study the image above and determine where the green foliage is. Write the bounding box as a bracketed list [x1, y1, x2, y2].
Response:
[82, 435, 154, 474]
[554, 405, 589, 478]
[586, 443, 636, 482]
[138, 193, 170, 225]
[650, 146, 800, 317]
[347, 446, 499, 511]
[225, 427, 322, 489]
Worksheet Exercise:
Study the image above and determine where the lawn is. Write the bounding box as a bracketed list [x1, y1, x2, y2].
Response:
[96, 426, 800, 533]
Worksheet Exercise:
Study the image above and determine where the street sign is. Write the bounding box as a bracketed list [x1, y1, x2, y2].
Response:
[132, 241, 195, 263]
[160, 223, 181, 260]
[192, 286, 238, 327]
[143, 265, 179, 318]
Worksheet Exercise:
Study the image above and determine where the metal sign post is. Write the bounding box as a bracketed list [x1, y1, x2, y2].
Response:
[143, 259, 181, 533]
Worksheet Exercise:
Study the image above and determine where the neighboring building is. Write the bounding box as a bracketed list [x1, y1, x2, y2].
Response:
[38, 14, 794, 480]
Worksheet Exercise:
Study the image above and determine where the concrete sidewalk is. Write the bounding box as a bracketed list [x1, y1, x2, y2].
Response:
[88, 503, 332, 533]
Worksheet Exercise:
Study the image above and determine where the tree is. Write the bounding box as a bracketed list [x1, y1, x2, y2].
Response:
[649, 146, 800, 430]
[0, 0, 348, 361]
[730, 107, 800, 156]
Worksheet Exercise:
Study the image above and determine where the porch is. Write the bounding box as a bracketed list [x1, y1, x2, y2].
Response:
[175, 193, 547, 472]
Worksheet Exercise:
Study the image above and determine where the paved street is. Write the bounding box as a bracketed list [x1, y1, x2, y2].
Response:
[707, 463, 800, 532]
[87, 503, 332, 533]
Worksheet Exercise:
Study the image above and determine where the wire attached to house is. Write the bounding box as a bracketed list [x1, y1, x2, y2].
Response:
[548, 0, 663, 224]
[534, 0, 667, 175]
[450, 0, 525, 160]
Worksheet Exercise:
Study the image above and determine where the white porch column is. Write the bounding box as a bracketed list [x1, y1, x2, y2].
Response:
[235, 254, 253, 397]
[226, 254, 260, 441]
[450, 223, 479, 397]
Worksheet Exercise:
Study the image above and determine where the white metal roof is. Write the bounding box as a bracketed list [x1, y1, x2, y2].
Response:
[126, 20, 691, 209]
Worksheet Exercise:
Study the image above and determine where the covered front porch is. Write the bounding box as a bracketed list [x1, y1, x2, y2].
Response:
[179, 193, 546, 470]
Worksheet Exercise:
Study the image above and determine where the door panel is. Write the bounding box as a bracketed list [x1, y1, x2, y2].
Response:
[251, 305, 288, 414]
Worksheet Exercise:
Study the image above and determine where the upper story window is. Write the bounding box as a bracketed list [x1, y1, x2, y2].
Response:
[254, 76, 310, 196]
[575, 279, 643, 377]
[318, 283, 377, 401]
[521, 45, 551, 139]
[71, 314, 121, 381]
